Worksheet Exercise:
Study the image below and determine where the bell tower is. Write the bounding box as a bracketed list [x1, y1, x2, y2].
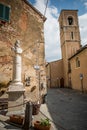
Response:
[58, 10, 81, 87]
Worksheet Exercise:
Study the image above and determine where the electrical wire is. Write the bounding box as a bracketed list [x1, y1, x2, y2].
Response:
[44, 0, 49, 16]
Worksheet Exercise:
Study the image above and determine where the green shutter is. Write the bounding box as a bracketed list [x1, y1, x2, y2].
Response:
[0, 3, 4, 19]
[0, 3, 10, 22]
[5, 6, 10, 21]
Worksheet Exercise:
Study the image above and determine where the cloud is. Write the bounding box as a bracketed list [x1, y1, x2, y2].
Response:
[33, 0, 87, 62]
[33, 0, 46, 14]
[84, 2, 87, 9]
[79, 13, 87, 45]
[33, 0, 61, 62]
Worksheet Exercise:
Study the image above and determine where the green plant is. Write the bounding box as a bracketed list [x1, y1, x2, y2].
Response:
[40, 118, 50, 126]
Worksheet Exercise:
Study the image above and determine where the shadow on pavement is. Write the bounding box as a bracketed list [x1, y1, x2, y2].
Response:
[46, 88, 87, 130]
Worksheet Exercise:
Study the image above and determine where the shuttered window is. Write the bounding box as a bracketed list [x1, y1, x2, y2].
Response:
[0, 3, 10, 22]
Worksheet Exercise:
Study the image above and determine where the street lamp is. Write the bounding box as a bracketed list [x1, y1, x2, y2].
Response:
[80, 73, 84, 93]
[34, 65, 40, 70]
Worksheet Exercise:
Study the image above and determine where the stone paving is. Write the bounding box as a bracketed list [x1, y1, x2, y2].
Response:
[0, 88, 87, 130]
[46, 88, 87, 130]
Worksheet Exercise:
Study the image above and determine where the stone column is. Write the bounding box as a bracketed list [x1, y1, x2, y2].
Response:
[7, 40, 25, 115]
[13, 40, 22, 84]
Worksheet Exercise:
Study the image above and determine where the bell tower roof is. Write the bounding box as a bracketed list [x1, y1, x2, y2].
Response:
[58, 9, 78, 21]
[58, 10, 79, 27]
[58, 9, 81, 59]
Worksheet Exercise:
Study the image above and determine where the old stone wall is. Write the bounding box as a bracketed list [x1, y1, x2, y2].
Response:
[46, 60, 64, 88]
[69, 48, 87, 92]
[0, 0, 46, 101]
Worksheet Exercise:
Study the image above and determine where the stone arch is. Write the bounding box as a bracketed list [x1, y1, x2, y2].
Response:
[67, 16, 73, 25]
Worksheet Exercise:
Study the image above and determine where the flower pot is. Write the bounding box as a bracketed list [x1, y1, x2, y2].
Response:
[34, 121, 41, 129]
[10, 115, 24, 125]
[34, 121, 51, 130]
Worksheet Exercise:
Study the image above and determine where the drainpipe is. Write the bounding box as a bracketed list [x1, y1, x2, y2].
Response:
[50, 63, 51, 88]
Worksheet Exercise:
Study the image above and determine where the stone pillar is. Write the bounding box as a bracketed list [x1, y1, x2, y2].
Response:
[7, 40, 25, 115]
[13, 41, 22, 83]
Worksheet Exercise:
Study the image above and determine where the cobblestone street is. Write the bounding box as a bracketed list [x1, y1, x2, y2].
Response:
[46, 88, 87, 130]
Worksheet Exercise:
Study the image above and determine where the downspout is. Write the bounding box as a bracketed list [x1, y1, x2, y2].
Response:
[50, 63, 51, 88]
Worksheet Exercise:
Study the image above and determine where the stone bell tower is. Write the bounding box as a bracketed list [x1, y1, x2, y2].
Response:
[58, 10, 81, 87]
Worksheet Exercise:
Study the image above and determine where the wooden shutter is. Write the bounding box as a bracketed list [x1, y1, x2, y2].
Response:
[0, 3, 4, 19]
[5, 6, 10, 21]
[0, 3, 10, 22]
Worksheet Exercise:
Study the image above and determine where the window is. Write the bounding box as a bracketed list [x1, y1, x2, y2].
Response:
[71, 32, 74, 39]
[68, 62, 71, 73]
[68, 17, 73, 25]
[0, 3, 10, 22]
[76, 57, 80, 67]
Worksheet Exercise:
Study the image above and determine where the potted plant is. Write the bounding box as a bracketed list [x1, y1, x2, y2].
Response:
[34, 118, 51, 130]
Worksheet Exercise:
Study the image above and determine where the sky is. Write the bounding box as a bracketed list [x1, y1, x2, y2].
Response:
[28, 0, 87, 62]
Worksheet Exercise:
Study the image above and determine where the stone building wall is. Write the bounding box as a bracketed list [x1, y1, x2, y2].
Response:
[69, 46, 87, 92]
[46, 59, 64, 88]
[0, 0, 46, 101]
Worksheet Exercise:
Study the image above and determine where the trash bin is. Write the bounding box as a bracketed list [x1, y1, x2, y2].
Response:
[32, 102, 41, 115]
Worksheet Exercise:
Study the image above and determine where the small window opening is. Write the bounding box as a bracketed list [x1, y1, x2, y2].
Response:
[76, 57, 80, 67]
[68, 17, 73, 25]
[68, 62, 71, 73]
[71, 32, 74, 39]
